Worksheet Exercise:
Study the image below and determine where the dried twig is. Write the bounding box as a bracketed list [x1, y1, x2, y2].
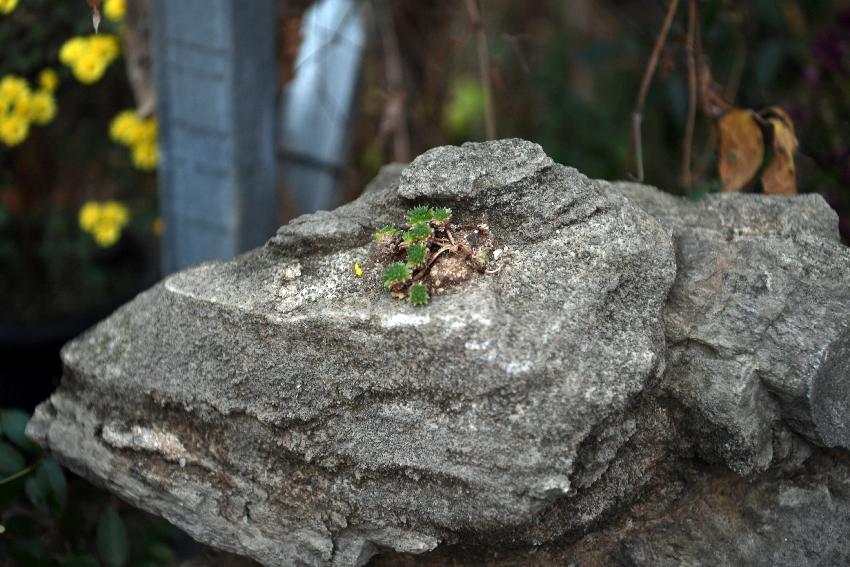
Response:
[628, 0, 680, 182]
[681, 0, 698, 190]
[465, 0, 496, 140]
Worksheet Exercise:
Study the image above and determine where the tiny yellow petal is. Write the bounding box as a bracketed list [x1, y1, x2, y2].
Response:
[78, 201, 102, 232]
[354, 261, 363, 277]
[38, 69, 59, 93]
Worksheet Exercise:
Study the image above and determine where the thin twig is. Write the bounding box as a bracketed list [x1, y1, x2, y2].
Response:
[628, 0, 680, 181]
[681, 0, 698, 190]
[465, 0, 496, 140]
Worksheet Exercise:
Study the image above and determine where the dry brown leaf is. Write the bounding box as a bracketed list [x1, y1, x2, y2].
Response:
[718, 108, 764, 192]
[761, 112, 799, 195]
[762, 106, 795, 132]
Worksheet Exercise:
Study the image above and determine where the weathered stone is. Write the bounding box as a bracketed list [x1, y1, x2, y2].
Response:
[29, 140, 676, 565]
[608, 181, 850, 476]
[369, 452, 850, 567]
[27, 140, 850, 566]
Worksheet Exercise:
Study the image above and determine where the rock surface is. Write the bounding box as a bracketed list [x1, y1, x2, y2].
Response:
[27, 139, 850, 566]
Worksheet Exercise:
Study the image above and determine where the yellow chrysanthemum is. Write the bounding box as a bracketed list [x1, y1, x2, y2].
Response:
[137, 118, 157, 144]
[78, 200, 130, 248]
[72, 51, 108, 84]
[59, 37, 87, 65]
[0, 75, 28, 99]
[0, 114, 29, 146]
[29, 91, 56, 125]
[0, 94, 11, 116]
[100, 200, 129, 226]
[103, 0, 125, 21]
[78, 202, 101, 232]
[0, 0, 18, 15]
[131, 141, 158, 170]
[10, 90, 31, 119]
[93, 222, 121, 247]
[89, 35, 120, 61]
[38, 69, 59, 93]
[109, 110, 142, 145]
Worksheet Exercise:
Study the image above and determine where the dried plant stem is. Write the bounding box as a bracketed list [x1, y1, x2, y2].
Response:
[629, 0, 680, 181]
[681, 0, 698, 190]
[465, 0, 496, 140]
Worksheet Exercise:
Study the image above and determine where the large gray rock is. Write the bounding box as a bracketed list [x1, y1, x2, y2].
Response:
[608, 182, 850, 476]
[27, 140, 850, 566]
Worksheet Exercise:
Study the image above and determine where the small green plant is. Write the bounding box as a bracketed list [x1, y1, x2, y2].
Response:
[373, 225, 401, 244]
[383, 262, 411, 288]
[409, 282, 429, 306]
[370, 205, 497, 306]
[406, 243, 429, 267]
[406, 205, 433, 225]
[402, 222, 433, 245]
[431, 207, 452, 225]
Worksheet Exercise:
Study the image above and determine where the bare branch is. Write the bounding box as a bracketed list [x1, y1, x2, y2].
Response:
[681, 0, 698, 190]
[628, 0, 680, 182]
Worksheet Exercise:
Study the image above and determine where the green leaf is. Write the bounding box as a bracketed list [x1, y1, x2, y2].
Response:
[141, 542, 175, 563]
[61, 556, 101, 567]
[409, 283, 429, 306]
[9, 538, 52, 567]
[0, 410, 38, 452]
[0, 464, 34, 510]
[0, 440, 26, 476]
[25, 459, 67, 517]
[97, 505, 129, 567]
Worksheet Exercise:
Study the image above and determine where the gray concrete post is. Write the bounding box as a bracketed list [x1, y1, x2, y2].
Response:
[152, 0, 278, 274]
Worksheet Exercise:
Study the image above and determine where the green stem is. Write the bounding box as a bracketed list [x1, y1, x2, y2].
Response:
[0, 462, 38, 486]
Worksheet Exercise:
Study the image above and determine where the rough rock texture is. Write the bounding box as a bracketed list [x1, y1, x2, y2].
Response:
[27, 139, 850, 566]
[608, 181, 850, 476]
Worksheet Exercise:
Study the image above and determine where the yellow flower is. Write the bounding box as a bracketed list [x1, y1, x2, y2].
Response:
[0, 0, 18, 15]
[38, 69, 59, 93]
[78, 202, 102, 232]
[100, 200, 129, 226]
[0, 114, 29, 146]
[0, 75, 28, 99]
[79, 200, 130, 248]
[131, 141, 158, 170]
[137, 118, 157, 144]
[29, 91, 56, 125]
[59, 37, 87, 65]
[109, 110, 142, 145]
[103, 0, 125, 21]
[93, 222, 121, 247]
[72, 51, 108, 84]
[89, 35, 120, 61]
